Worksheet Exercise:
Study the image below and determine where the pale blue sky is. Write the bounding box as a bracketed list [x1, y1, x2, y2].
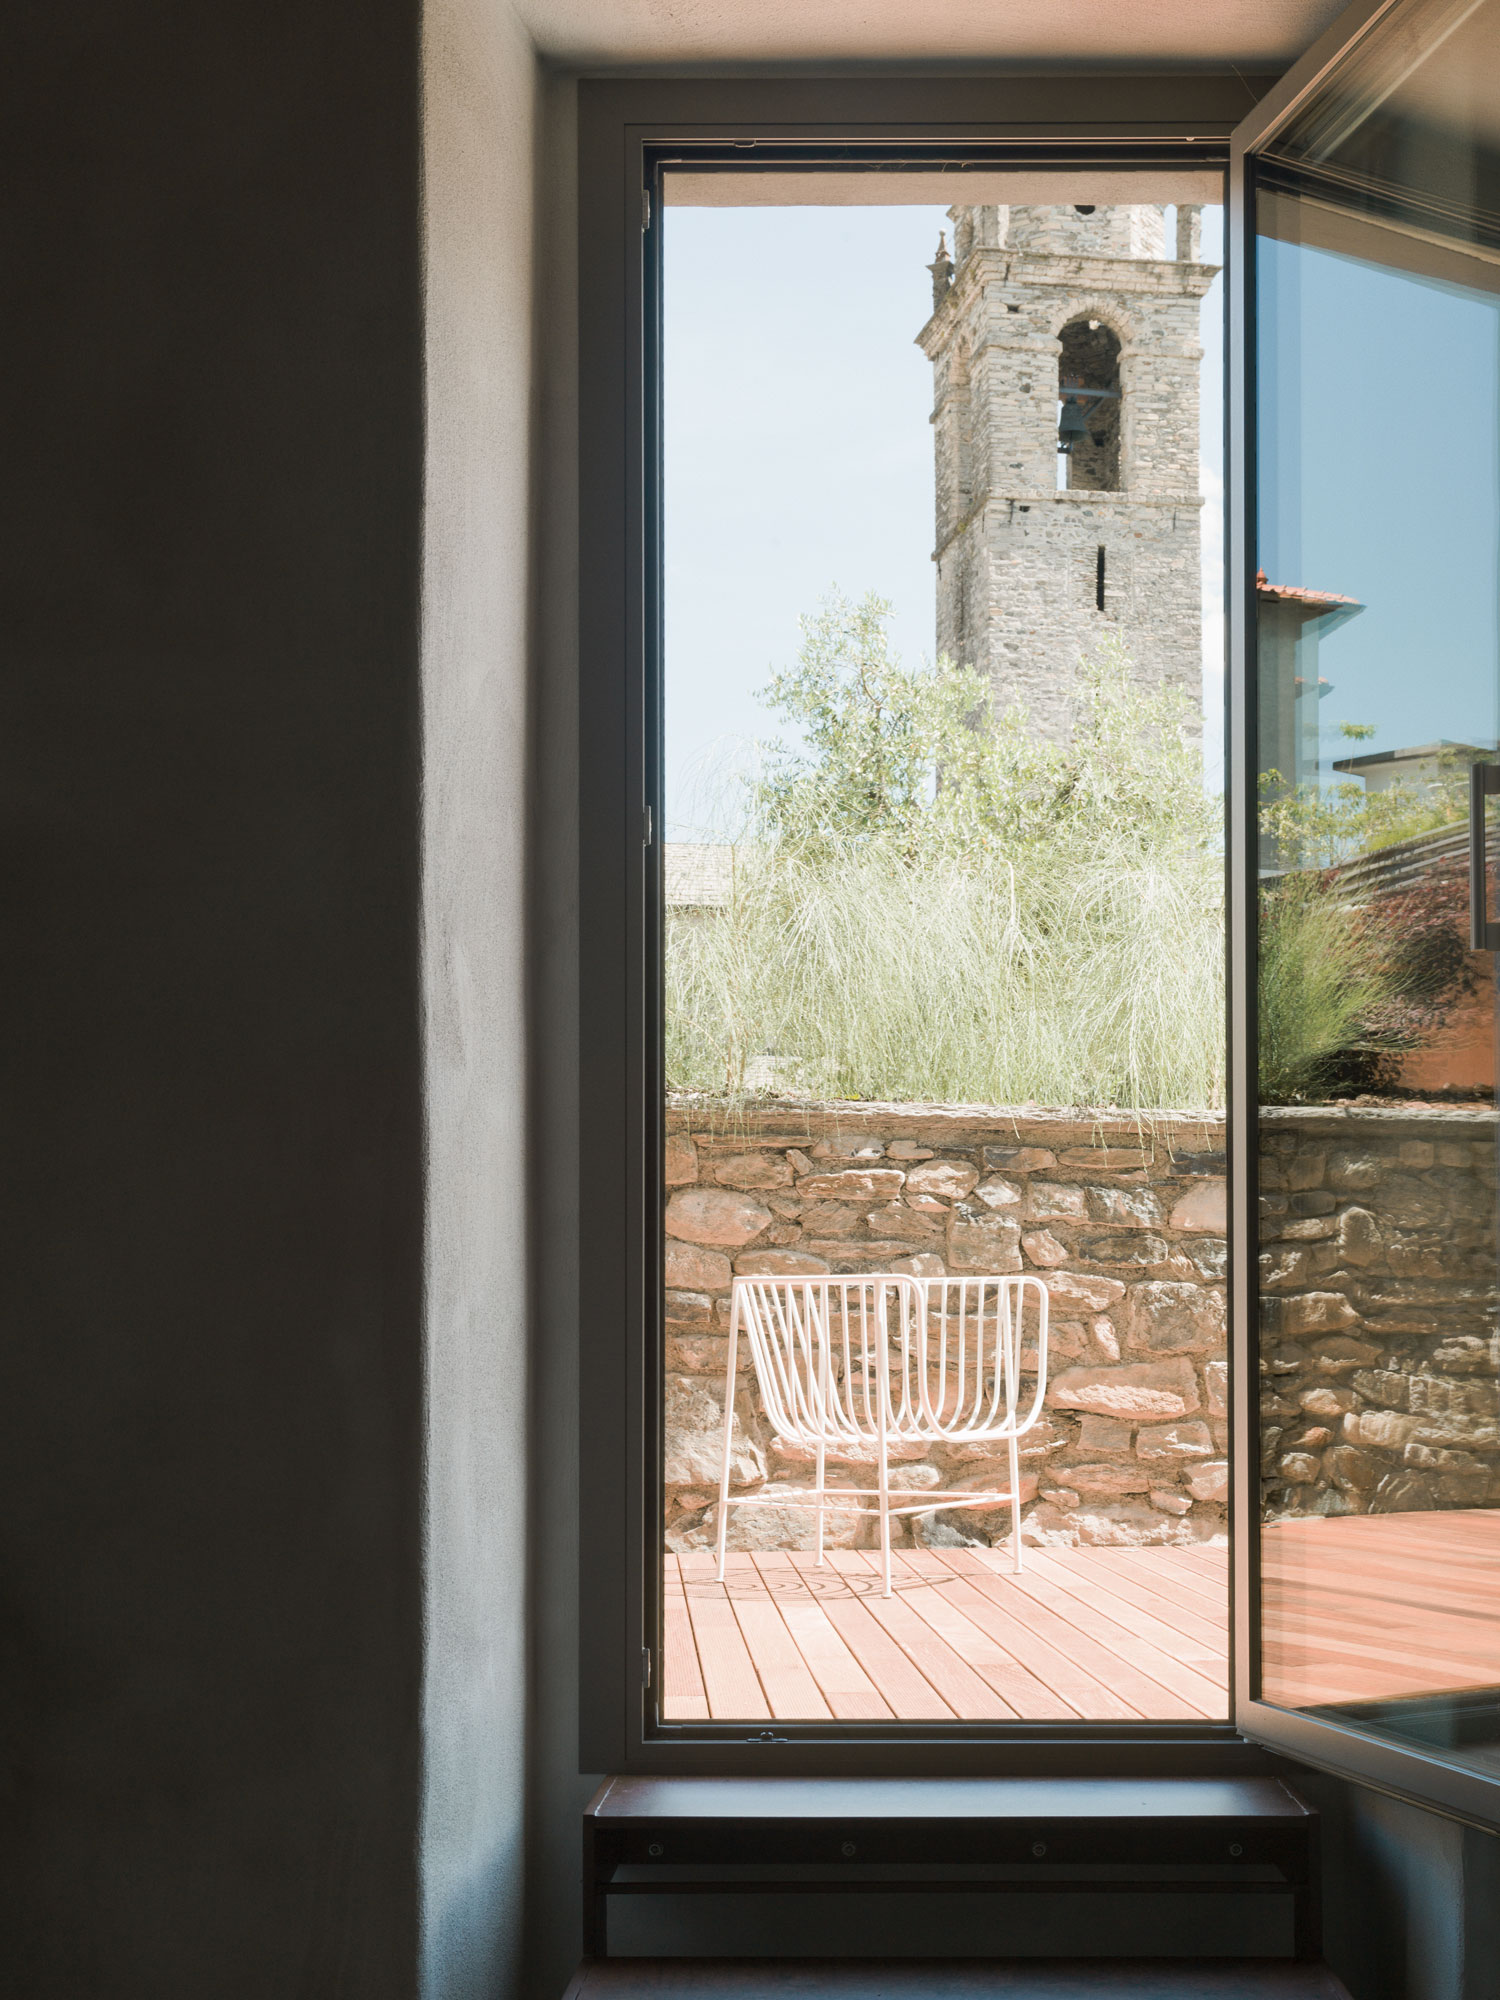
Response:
[1257, 234, 1500, 772]
[663, 201, 1227, 836]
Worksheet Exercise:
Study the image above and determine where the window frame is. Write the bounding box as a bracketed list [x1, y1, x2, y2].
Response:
[578, 73, 1262, 1776]
[1227, 0, 1500, 1834]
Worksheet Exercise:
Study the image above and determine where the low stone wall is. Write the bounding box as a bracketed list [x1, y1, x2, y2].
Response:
[1259, 1105, 1500, 1520]
[663, 1101, 1228, 1553]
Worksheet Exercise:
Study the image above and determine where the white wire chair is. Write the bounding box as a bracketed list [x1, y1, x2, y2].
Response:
[713, 1271, 1049, 1597]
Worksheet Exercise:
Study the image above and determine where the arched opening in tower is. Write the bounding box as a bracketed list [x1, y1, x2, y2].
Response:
[1058, 317, 1121, 493]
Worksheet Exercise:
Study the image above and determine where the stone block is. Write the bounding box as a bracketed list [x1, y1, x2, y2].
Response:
[1399, 1140, 1436, 1168]
[1028, 1181, 1088, 1221]
[906, 1159, 979, 1201]
[1187, 1459, 1230, 1501]
[888, 1140, 935, 1160]
[696, 1485, 864, 1553]
[666, 1334, 731, 1375]
[664, 1375, 763, 1488]
[1277, 1291, 1362, 1335]
[666, 1188, 773, 1248]
[1028, 1499, 1208, 1548]
[1074, 1232, 1168, 1266]
[771, 1434, 929, 1465]
[1205, 1360, 1227, 1417]
[1151, 1490, 1192, 1515]
[1284, 1150, 1328, 1191]
[733, 1249, 831, 1277]
[1187, 1239, 1227, 1280]
[665, 1289, 713, 1329]
[1299, 1385, 1355, 1418]
[982, 1146, 1056, 1172]
[1308, 1334, 1380, 1373]
[1059, 1147, 1147, 1172]
[890, 1252, 947, 1278]
[947, 1211, 1022, 1272]
[890, 1463, 946, 1489]
[1368, 1472, 1437, 1514]
[810, 1136, 885, 1160]
[798, 1200, 864, 1238]
[714, 1152, 793, 1190]
[1022, 1229, 1070, 1267]
[1126, 1281, 1225, 1354]
[665, 1240, 732, 1292]
[1049, 1357, 1199, 1419]
[1078, 1415, 1134, 1453]
[1336, 1207, 1383, 1265]
[1278, 1217, 1338, 1241]
[975, 1175, 1024, 1209]
[796, 1168, 906, 1201]
[1328, 1148, 1381, 1193]
[864, 1201, 942, 1243]
[1087, 1186, 1164, 1229]
[1046, 1271, 1128, 1312]
[946, 1468, 1039, 1509]
[665, 1134, 699, 1186]
[1325, 1444, 1381, 1494]
[1136, 1419, 1213, 1459]
[1064, 1462, 1151, 1496]
[1170, 1181, 1226, 1232]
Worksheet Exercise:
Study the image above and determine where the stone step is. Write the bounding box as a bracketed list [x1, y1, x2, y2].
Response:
[563, 1957, 1353, 1999]
[583, 1777, 1322, 1963]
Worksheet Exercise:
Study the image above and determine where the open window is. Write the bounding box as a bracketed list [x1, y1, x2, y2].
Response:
[1231, 0, 1500, 1830]
[578, 79, 1255, 1773]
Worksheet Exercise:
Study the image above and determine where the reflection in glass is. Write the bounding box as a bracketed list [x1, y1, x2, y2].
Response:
[1255, 0, 1500, 1774]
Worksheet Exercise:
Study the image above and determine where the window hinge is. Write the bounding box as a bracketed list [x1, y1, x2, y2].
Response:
[642, 805, 653, 846]
[642, 1647, 653, 1688]
[642, 187, 651, 231]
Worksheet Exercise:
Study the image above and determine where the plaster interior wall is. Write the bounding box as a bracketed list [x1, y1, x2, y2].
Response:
[419, 0, 541, 1994]
[2, 2, 428, 1993]
[6, 2, 1499, 1999]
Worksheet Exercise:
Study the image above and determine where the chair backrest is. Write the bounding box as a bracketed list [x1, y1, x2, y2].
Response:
[729, 1271, 1048, 1450]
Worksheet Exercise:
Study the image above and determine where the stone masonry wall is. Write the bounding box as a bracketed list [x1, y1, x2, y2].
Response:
[917, 203, 1214, 744]
[1259, 1105, 1500, 1521]
[663, 1101, 1229, 1555]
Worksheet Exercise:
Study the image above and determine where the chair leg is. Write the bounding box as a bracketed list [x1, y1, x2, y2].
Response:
[1009, 1429, 1024, 1574]
[815, 1439, 826, 1567]
[878, 1437, 892, 1598]
[715, 1310, 740, 1584]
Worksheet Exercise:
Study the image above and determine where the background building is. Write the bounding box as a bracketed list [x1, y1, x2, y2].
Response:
[919, 202, 1216, 741]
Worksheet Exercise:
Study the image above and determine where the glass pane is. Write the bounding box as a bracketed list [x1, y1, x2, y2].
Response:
[659, 170, 1229, 1724]
[1255, 0, 1500, 1774]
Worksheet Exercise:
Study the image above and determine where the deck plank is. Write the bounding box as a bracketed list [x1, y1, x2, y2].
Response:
[831, 1553, 1017, 1719]
[921, 1552, 1142, 1721]
[665, 1541, 1234, 1723]
[1029, 1551, 1226, 1680]
[680, 1555, 771, 1720]
[949, 1553, 1219, 1719]
[751, 1554, 893, 1720]
[1048, 1548, 1227, 1655]
[1119, 1546, 1228, 1607]
[663, 1556, 710, 1721]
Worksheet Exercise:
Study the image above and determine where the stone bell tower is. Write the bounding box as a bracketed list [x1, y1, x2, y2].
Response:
[917, 203, 1216, 743]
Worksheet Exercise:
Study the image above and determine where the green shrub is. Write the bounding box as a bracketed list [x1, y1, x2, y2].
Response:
[667, 593, 1226, 1111]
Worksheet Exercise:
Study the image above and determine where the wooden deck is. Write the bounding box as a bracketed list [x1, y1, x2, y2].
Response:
[665, 1546, 1229, 1723]
[1262, 1507, 1500, 1710]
